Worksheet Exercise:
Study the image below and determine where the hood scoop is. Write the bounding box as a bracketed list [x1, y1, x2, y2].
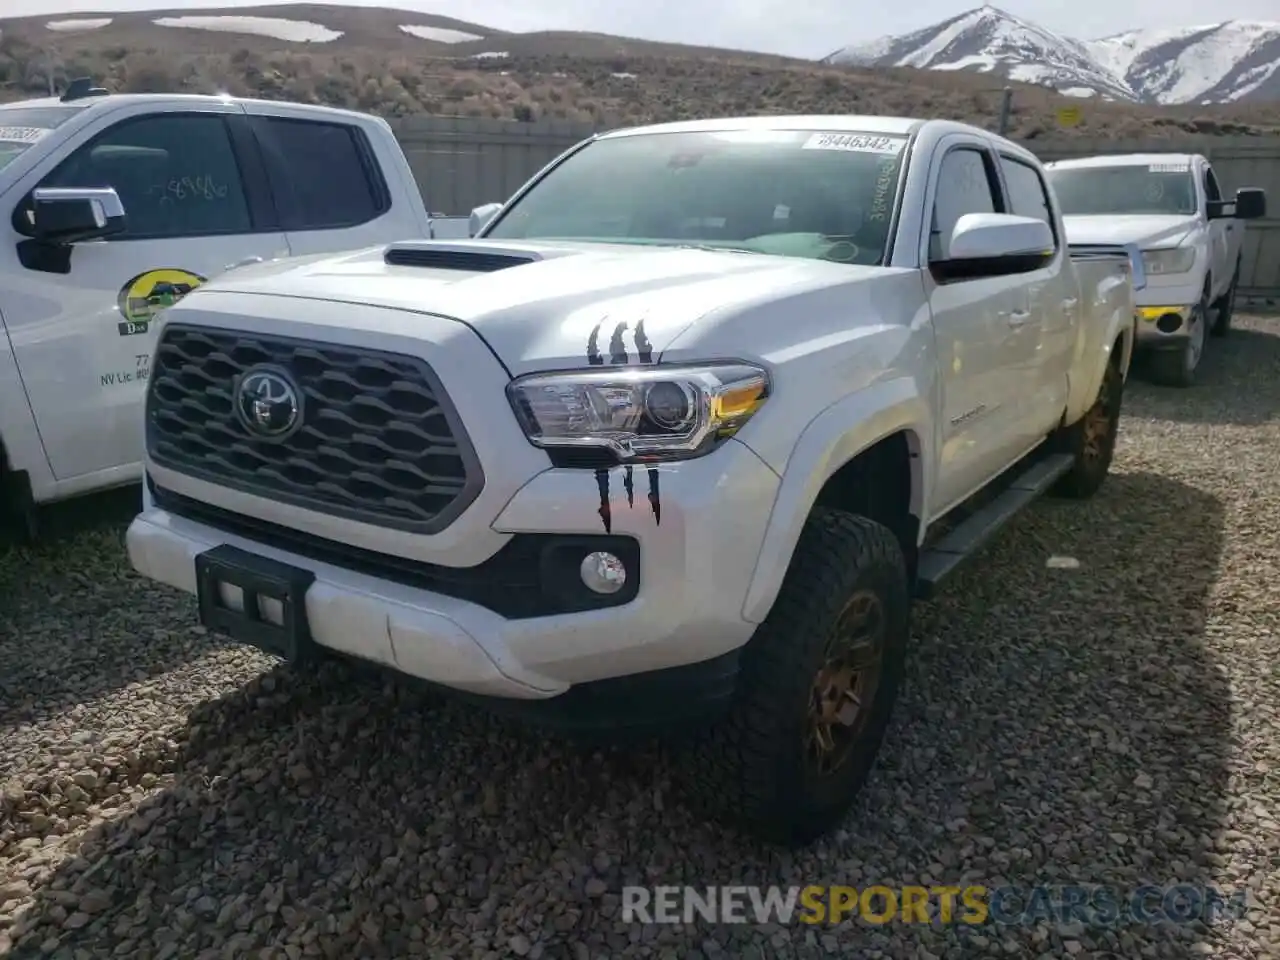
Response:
[383, 240, 541, 273]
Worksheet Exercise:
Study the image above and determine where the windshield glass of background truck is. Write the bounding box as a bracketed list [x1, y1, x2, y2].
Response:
[1047, 164, 1198, 216]
[484, 129, 910, 266]
[0, 106, 86, 171]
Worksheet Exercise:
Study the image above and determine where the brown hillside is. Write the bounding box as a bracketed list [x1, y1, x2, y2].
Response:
[1, 4, 1277, 138]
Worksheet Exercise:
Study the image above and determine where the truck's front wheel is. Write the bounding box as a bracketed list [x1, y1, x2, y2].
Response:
[1149, 291, 1209, 388]
[688, 510, 909, 846]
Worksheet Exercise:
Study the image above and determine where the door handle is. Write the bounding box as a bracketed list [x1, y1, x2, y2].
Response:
[225, 255, 265, 271]
[1062, 297, 1078, 316]
[1008, 309, 1032, 326]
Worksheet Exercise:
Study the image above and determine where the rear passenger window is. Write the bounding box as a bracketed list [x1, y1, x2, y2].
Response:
[1000, 156, 1057, 247]
[931, 148, 999, 260]
[253, 117, 388, 230]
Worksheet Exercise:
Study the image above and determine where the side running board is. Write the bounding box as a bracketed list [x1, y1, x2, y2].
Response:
[914, 453, 1075, 601]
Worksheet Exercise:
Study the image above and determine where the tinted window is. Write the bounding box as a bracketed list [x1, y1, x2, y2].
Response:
[40, 114, 251, 238]
[486, 130, 910, 266]
[1203, 166, 1222, 203]
[1000, 155, 1057, 247]
[931, 148, 998, 260]
[1046, 164, 1197, 216]
[255, 117, 385, 229]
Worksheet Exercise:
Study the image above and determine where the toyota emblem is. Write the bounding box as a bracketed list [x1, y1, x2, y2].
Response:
[235, 367, 302, 439]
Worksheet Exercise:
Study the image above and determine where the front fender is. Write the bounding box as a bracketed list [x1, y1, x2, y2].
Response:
[0, 304, 55, 498]
[739, 376, 932, 624]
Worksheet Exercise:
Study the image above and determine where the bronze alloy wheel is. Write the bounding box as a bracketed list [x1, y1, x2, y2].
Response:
[1081, 371, 1115, 462]
[806, 590, 886, 776]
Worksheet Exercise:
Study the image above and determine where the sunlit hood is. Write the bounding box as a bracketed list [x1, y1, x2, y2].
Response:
[199, 238, 889, 374]
[1061, 214, 1198, 250]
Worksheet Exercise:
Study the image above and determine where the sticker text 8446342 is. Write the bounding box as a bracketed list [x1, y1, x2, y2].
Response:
[0, 126, 50, 144]
[802, 133, 907, 155]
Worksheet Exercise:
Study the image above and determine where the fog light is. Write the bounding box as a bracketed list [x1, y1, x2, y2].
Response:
[1156, 312, 1183, 334]
[580, 551, 627, 594]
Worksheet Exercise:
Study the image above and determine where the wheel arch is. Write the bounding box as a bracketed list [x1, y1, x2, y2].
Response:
[741, 383, 931, 624]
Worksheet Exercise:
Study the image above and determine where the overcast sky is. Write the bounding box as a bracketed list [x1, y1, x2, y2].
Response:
[8, 0, 1279, 58]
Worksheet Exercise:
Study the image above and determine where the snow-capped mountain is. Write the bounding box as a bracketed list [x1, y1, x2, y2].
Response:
[824, 5, 1280, 104]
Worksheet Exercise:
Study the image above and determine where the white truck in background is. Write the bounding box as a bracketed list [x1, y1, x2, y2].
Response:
[127, 115, 1145, 843]
[0, 82, 469, 539]
[1045, 153, 1266, 387]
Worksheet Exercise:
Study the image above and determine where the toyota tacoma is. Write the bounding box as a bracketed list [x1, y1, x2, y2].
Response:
[126, 115, 1144, 844]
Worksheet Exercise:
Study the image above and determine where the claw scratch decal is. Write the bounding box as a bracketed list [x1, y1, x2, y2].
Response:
[595, 468, 612, 533]
[584, 315, 662, 531]
[635, 319, 653, 364]
[608, 321, 630, 365]
[647, 468, 661, 525]
[587, 322, 604, 366]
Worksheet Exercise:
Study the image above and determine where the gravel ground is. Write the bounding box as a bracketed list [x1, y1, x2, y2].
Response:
[2, 315, 1279, 960]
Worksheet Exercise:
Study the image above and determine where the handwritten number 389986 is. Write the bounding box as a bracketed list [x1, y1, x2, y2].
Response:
[146, 175, 230, 204]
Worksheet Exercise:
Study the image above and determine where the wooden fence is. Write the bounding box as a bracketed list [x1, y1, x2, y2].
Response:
[391, 116, 1280, 302]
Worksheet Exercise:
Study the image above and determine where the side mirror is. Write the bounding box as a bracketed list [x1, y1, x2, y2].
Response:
[469, 202, 502, 237]
[1208, 187, 1266, 221]
[31, 186, 126, 244]
[1231, 187, 1266, 220]
[932, 213, 1054, 281]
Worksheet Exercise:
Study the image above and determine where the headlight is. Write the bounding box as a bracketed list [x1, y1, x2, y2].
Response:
[1141, 247, 1195, 275]
[507, 362, 770, 461]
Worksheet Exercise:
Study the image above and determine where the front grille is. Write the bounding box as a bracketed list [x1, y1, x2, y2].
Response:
[146, 324, 483, 533]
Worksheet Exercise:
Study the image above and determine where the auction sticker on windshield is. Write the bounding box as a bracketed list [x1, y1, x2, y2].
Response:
[802, 133, 906, 155]
[0, 126, 50, 144]
[1148, 162, 1190, 173]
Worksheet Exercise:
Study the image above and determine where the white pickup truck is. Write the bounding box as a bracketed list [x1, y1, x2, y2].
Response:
[1045, 153, 1266, 387]
[0, 83, 469, 539]
[126, 115, 1143, 844]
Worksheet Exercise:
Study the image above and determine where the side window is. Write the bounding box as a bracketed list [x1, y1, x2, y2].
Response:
[39, 114, 252, 239]
[999, 155, 1058, 249]
[1203, 165, 1222, 204]
[253, 117, 388, 230]
[931, 148, 1000, 261]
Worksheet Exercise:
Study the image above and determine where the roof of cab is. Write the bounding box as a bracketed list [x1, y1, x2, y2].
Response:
[0, 92, 383, 125]
[1046, 153, 1205, 170]
[593, 115, 1028, 151]
[596, 115, 925, 139]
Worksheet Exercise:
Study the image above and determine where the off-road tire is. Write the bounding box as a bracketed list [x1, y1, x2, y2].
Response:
[1210, 262, 1241, 338]
[1148, 292, 1209, 388]
[685, 509, 910, 846]
[1051, 360, 1124, 500]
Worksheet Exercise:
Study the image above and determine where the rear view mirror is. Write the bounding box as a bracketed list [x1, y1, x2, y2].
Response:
[470, 202, 502, 237]
[1208, 187, 1266, 221]
[31, 186, 126, 244]
[947, 213, 1054, 260]
[1231, 187, 1266, 220]
[931, 213, 1054, 282]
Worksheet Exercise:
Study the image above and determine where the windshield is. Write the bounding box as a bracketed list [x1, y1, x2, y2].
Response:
[485, 129, 910, 266]
[1047, 163, 1197, 216]
[0, 106, 85, 172]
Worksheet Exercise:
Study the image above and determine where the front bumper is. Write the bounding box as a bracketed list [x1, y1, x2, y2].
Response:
[1133, 278, 1201, 348]
[127, 437, 778, 702]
